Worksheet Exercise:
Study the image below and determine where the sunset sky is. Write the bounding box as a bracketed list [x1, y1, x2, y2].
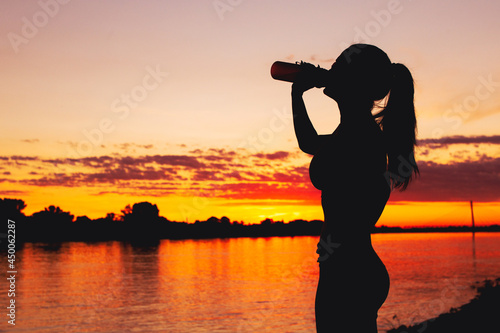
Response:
[1, 0, 499, 227]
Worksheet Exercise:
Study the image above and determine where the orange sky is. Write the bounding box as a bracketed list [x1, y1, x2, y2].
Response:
[1, 1, 499, 226]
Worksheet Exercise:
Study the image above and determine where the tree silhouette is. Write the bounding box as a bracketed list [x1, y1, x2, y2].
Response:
[120, 202, 163, 242]
[75, 216, 92, 224]
[260, 218, 274, 225]
[206, 216, 220, 224]
[31, 205, 74, 224]
[24, 205, 75, 241]
[0, 198, 26, 220]
[120, 204, 133, 221]
[1, 198, 27, 245]
[122, 202, 160, 223]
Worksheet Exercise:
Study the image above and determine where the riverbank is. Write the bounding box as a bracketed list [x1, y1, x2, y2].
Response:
[388, 278, 500, 333]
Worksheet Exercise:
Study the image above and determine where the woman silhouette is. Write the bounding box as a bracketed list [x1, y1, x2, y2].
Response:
[290, 44, 418, 332]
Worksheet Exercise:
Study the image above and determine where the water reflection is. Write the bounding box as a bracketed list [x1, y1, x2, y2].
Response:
[472, 232, 477, 272]
[13, 233, 500, 332]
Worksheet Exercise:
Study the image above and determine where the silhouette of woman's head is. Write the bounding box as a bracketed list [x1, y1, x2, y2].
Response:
[324, 44, 392, 104]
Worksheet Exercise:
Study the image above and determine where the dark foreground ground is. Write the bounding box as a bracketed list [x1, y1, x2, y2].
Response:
[388, 278, 500, 333]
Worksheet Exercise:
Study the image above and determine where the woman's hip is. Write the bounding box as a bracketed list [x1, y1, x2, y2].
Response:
[317, 252, 390, 294]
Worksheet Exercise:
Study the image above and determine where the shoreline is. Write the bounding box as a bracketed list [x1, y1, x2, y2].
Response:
[387, 278, 500, 333]
[7, 229, 500, 245]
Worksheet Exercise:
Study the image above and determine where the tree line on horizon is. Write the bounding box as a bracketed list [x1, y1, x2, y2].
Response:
[1, 198, 498, 244]
[0, 197, 325, 243]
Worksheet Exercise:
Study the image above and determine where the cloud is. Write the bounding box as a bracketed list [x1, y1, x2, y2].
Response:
[10, 156, 39, 161]
[390, 156, 500, 202]
[144, 155, 205, 168]
[272, 166, 309, 183]
[39, 155, 206, 169]
[3, 143, 499, 203]
[84, 168, 177, 182]
[21, 164, 184, 187]
[222, 171, 246, 181]
[194, 149, 237, 162]
[0, 190, 28, 196]
[22, 174, 82, 187]
[192, 170, 224, 181]
[253, 151, 290, 160]
[419, 135, 500, 148]
[114, 143, 154, 151]
[2, 149, 257, 189]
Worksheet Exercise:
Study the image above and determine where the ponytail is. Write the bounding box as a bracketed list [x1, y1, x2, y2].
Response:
[375, 63, 419, 191]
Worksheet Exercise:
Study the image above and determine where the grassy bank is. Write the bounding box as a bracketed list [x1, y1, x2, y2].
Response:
[388, 278, 500, 333]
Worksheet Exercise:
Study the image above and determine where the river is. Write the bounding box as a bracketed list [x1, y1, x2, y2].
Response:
[7, 232, 500, 332]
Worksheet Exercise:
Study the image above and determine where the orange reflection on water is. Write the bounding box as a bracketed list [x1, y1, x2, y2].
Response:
[16, 233, 499, 332]
[153, 237, 317, 332]
[155, 236, 319, 331]
[18, 241, 165, 331]
[14, 236, 344, 331]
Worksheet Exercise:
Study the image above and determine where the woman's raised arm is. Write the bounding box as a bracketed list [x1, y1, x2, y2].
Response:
[291, 89, 320, 155]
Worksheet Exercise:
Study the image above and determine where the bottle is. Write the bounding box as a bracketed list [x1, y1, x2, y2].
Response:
[270, 61, 329, 87]
[270, 61, 302, 82]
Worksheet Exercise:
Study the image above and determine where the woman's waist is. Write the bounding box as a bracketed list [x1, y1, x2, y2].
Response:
[319, 226, 373, 245]
[320, 190, 389, 226]
[316, 233, 382, 265]
[318, 225, 372, 249]
[320, 213, 376, 235]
